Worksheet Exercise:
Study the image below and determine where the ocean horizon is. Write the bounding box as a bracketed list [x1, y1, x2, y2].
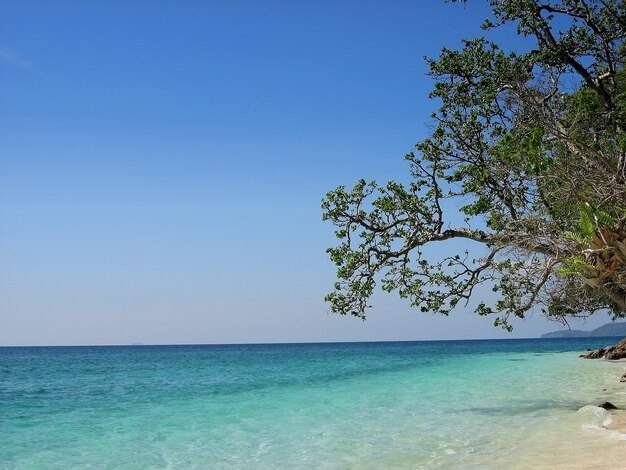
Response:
[3, 334, 619, 348]
[3, 337, 626, 468]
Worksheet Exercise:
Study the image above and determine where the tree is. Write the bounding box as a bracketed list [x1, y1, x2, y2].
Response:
[322, 0, 626, 331]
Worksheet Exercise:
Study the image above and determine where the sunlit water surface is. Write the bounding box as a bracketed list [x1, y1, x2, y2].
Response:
[2, 338, 625, 469]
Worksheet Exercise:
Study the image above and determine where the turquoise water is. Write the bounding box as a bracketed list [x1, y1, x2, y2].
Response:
[2, 338, 625, 469]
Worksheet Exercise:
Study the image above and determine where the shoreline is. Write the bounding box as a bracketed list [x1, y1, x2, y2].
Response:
[579, 358, 626, 469]
[606, 409, 626, 432]
[603, 358, 626, 434]
[512, 357, 626, 470]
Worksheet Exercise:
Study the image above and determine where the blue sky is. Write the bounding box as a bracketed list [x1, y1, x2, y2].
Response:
[0, 0, 612, 345]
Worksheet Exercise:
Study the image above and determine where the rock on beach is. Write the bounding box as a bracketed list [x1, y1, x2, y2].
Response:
[581, 338, 626, 360]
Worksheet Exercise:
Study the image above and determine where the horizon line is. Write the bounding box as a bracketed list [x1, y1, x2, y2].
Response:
[4, 335, 624, 348]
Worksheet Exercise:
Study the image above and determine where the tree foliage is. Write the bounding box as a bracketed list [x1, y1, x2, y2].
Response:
[322, 0, 626, 330]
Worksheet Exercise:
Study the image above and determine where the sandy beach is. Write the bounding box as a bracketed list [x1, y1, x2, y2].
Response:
[555, 363, 626, 470]
[494, 358, 626, 470]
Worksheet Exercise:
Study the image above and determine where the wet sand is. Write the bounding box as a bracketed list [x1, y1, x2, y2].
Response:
[513, 363, 626, 470]
[606, 409, 626, 432]
[560, 364, 626, 470]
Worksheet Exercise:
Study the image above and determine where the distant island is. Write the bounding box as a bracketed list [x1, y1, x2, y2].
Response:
[541, 322, 626, 338]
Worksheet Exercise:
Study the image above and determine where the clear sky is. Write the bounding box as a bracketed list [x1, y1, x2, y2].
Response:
[0, 0, 613, 346]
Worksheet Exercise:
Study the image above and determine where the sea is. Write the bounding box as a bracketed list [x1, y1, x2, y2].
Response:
[2, 338, 625, 469]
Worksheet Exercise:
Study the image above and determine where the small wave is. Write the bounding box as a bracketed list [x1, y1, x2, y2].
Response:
[577, 405, 626, 441]
[577, 405, 612, 427]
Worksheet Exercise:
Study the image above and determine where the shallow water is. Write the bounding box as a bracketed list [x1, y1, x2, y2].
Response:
[1, 338, 625, 469]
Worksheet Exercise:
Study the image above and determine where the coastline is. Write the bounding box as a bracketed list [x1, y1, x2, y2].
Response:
[564, 358, 626, 470]
[607, 409, 626, 432]
[489, 354, 626, 470]
[604, 358, 626, 435]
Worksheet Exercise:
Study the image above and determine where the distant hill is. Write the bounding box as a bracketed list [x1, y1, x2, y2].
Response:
[541, 322, 626, 338]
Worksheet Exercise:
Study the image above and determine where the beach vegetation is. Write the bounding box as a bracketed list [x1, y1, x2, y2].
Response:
[322, 0, 626, 330]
